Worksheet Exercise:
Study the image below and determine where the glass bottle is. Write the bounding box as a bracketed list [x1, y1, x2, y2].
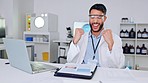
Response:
[137, 30, 142, 39]
[142, 28, 147, 39]
[130, 45, 135, 54]
[125, 30, 129, 38]
[120, 29, 125, 38]
[136, 45, 141, 54]
[129, 28, 135, 38]
[141, 44, 147, 55]
[124, 43, 129, 54]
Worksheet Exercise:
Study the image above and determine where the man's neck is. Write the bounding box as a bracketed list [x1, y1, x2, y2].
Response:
[92, 28, 104, 37]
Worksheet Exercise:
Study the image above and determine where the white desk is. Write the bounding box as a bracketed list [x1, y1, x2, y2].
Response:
[1, 59, 148, 83]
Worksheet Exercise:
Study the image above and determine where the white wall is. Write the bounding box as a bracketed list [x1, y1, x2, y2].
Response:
[0, 0, 34, 39]
[34, 0, 148, 40]
[1, 0, 148, 39]
[0, 0, 13, 37]
[17, 0, 34, 38]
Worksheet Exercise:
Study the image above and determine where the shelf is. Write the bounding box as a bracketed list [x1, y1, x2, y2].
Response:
[25, 41, 49, 44]
[120, 23, 136, 25]
[135, 55, 148, 57]
[24, 31, 50, 35]
[121, 38, 136, 41]
[124, 54, 135, 56]
[139, 66, 148, 71]
[120, 23, 148, 70]
[136, 39, 148, 41]
[23, 31, 59, 63]
[124, 54, 148, 57]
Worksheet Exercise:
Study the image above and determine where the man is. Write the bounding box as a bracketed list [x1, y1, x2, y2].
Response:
[67, 3, 125, 68]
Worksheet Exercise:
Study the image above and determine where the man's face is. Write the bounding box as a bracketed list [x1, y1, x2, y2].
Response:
[89, 9, 107, 32]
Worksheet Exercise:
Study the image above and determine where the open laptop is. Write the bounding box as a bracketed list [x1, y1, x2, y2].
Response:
[3, 38, 58, 74]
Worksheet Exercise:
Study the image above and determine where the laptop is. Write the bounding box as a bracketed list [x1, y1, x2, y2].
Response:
[3, 38, 58, 74]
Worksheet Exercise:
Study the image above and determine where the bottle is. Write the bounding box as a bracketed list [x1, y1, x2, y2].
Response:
[126, 60, 132, 69]
[135, 64, 140, 70]
[130, 45, 135, 54]
[141, 28, 147, 39]
[120, 29, 125, 38]
[122, 46, 125, 53]
[129, 28, 135, 38]
[137, 30, 142, 39]
[125, 30, 129, 38]
[141, 44, 147, 55]
[34, 54, 37, 61]
[136, 45, 141, 54]
[124, 43, 129, 54]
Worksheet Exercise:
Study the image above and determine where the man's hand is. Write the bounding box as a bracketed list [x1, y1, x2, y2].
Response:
[73, 28, 84, 44]
[102, 29, 114, 51]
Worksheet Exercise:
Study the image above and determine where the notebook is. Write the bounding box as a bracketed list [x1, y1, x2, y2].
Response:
[54, 63, 97, 79]
[3, 38, 58, 74]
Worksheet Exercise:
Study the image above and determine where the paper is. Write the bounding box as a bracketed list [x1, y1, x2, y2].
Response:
[57, 63, 96, 76]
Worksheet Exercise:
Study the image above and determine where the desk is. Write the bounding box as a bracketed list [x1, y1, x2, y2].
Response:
[1, 59, 148, 83]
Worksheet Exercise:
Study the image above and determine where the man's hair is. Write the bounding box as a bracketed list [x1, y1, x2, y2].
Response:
[89, 3, 107, 15]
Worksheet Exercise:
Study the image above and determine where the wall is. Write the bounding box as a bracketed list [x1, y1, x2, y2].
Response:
[17, 0, 34, 38]
[0, 0, 13, 37]
[1, 0, 148, 39]
[34, 0, 148, 40]
[0, 0, 34, 39]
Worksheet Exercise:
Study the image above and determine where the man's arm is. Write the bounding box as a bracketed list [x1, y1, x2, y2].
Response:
[73, 28, 84, 44]
[102, 29, 114, 51]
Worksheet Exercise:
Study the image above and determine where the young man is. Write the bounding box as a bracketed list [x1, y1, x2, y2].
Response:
[67, 3, 125, 68]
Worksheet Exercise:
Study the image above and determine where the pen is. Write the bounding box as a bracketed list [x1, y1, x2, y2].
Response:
[5, 62, 10, 64]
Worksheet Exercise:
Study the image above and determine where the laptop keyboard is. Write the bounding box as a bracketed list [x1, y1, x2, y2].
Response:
[31, 62, 58, 72]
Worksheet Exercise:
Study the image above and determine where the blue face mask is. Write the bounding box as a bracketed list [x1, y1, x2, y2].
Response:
[82, 24, 91, 33]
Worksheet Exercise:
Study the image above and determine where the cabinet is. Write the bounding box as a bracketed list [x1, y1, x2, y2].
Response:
[23, 31, 59, 62]
[120, 23, 148, 70]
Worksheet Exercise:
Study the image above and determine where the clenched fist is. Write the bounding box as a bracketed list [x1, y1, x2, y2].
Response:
[73, 28, 84, 44]
[102, 29, 114, 51]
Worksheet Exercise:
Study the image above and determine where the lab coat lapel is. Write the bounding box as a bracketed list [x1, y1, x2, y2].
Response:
[99, 36, 105, 47]
[76, 33, 88, 63]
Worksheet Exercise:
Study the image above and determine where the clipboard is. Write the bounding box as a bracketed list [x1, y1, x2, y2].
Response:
[54, 63, 97, 79]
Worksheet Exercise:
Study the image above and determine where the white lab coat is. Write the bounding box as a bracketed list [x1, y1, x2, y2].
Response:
[67, 32, 125, 68]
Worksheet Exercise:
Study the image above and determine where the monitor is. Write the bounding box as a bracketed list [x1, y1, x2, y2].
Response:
[0, 28, 5, 38]
[0, 18, 6, 38]
[73, 22, 91, 36]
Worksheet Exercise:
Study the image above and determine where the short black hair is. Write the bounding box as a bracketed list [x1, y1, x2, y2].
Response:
[89, 3, 107, 15]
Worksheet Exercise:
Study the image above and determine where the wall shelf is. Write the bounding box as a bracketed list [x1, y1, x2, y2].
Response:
[120, 23, 148, 70]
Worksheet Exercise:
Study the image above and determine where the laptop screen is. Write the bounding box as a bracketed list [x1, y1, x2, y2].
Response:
[3, 38, 33, 73]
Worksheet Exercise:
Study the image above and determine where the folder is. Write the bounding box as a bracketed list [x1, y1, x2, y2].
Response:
[54, 63, 97, 79]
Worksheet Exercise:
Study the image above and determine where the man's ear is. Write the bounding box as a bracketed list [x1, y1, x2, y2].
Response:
[103, 16, 107, 22]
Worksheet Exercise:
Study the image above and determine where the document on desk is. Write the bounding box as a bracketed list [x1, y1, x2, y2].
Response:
[54, 63, 97, 79]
